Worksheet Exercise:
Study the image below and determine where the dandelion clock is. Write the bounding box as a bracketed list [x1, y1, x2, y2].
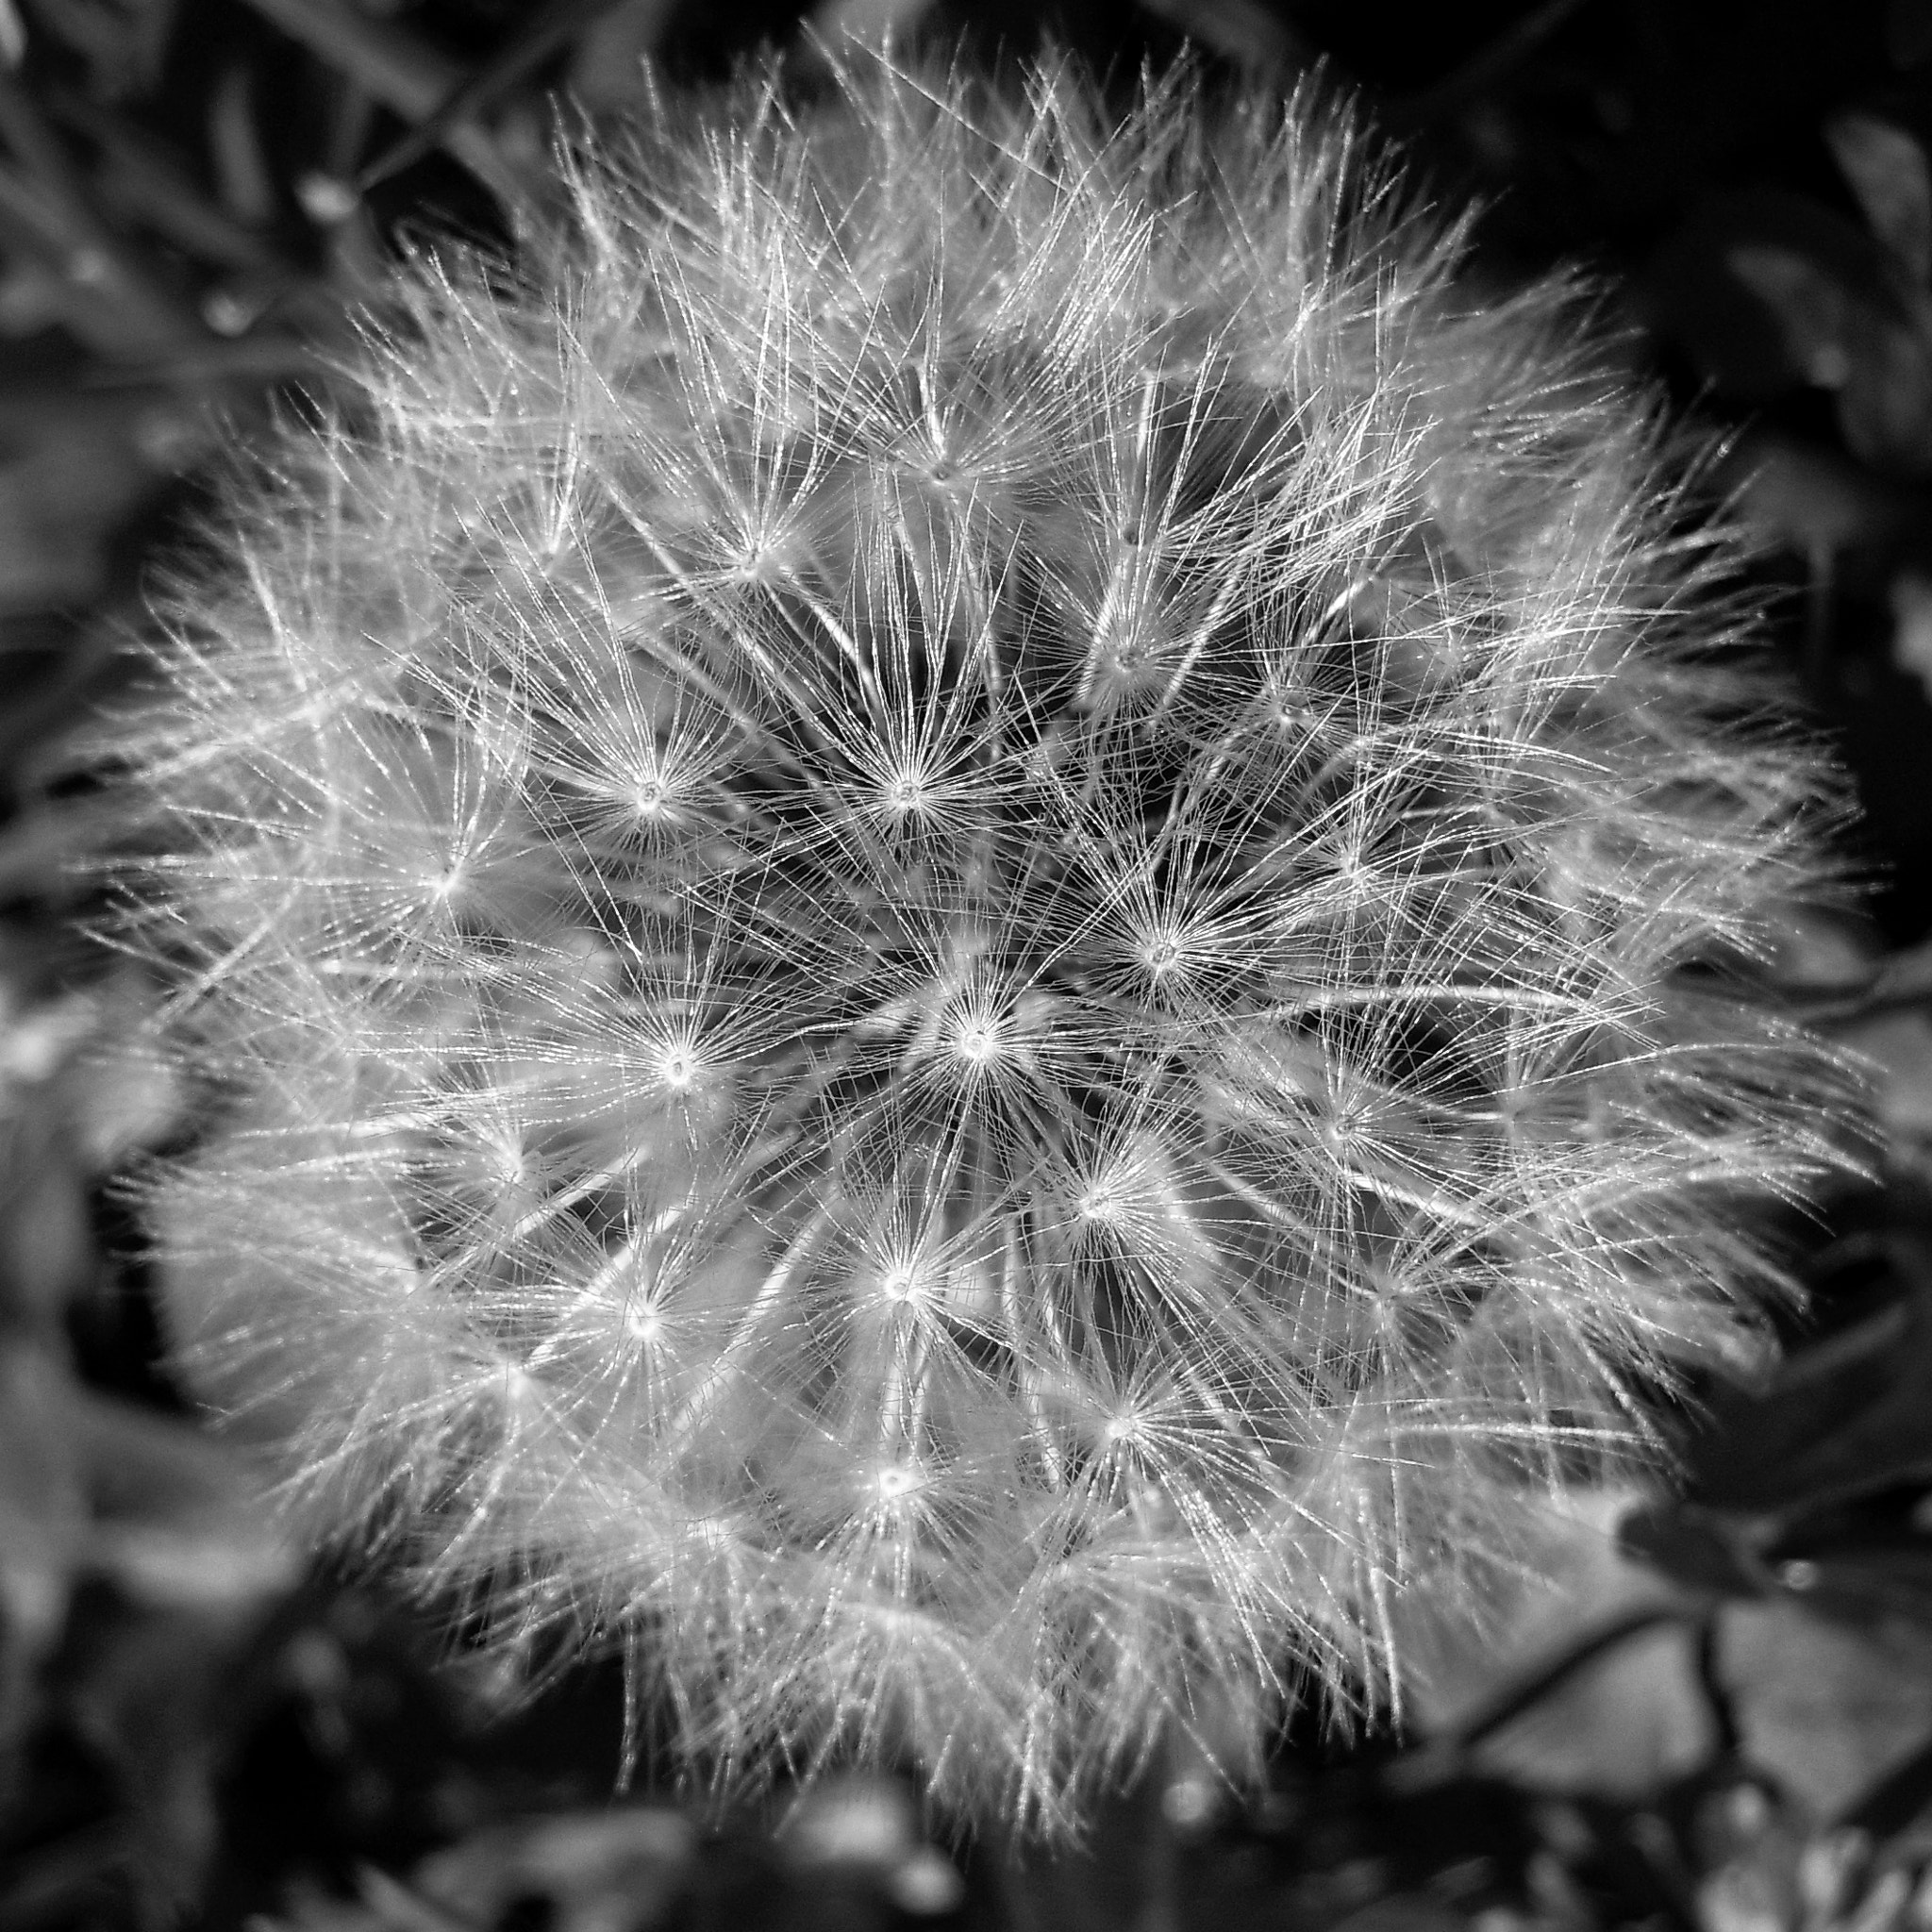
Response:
[121, 45, 1873, 1836]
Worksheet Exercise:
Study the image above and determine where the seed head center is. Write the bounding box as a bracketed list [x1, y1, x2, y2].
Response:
[875, 1462, 924, 1503]
[1078, 1183, 1122, 1224]
[953, 1013, 1002, 1063]
[882, 770, 928, 817]
[1141, 930, 1185, 978]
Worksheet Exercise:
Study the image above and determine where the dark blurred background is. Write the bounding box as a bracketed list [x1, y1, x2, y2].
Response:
[13, 5, 1932, 1929]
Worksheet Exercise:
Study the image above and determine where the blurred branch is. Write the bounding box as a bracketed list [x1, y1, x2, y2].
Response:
[80, 332, 341, 390]
[52, 91, 280, 275]
[0, 174, 192, 361]
[356, 0, 632, 193]
[0, 70, 199, 358]
[234, 0, 529, 213]
[207, 61, 278, 229]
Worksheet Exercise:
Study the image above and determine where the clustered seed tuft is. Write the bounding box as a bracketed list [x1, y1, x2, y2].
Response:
[124, 49, 1871, 1834]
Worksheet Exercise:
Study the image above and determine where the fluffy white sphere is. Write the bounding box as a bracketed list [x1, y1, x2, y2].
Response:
[127, 47, 1870, 1834]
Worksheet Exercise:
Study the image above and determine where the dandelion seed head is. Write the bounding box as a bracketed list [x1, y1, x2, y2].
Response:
[1138, 924, 1189, 983]
[122, 44, 1874, 1840]
[1076, 1182, 1123, 1227]
[878, 1257, 924, 1305]
[947, 1008, 1004, 1067]
[656, 1043, 699, 1092]
[878, 767, 930, 820]
[500, 1362, 541, 1412]
[875, 1462, 924, 1503]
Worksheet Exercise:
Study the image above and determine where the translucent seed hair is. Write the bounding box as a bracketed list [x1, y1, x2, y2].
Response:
[123, 46, 1871, 1836]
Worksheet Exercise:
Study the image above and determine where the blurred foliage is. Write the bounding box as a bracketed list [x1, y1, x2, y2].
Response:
[14, 0, 1932, 1927]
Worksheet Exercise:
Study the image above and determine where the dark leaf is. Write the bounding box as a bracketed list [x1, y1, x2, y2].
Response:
[1398, 0, 1590, 119]
[1840, 1729, 1932, 1837]
[1618, 1508, 1774, 1601]
[1827, 113, 1932, 288]
[406, 1809, 699, 1932]
[1718, 1600, 1932, 1823]
[1892, 0, 1932, 66]
[1726, 431, 1920, 566]
[1129, 0, 1309, 73]
[1853, 935, 1932, 1010]
[1641, 191, 1890, 401]
[1728, 244, 1857, 389]
[1893, 0, 1932, 72]
[1670, 1236, 1932, 1517]
[1720, 222, 1932, 473]
[1768, 1540, 1932, 1629]
[1837, 300, 1932, 472]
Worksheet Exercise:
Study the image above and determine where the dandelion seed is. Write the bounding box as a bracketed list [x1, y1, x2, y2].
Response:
[949, 1013, 1002, 1065]
[1077, 1183, 1123, 1227]
[879, 1260, 923, 1305]
[120, 44, 1874, 1840]
[1139, 925, 1188, 982]
[875, 1462, 924, 1503]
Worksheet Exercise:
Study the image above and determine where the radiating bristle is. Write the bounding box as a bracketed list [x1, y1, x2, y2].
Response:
[118, 43, 1872, 1837]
